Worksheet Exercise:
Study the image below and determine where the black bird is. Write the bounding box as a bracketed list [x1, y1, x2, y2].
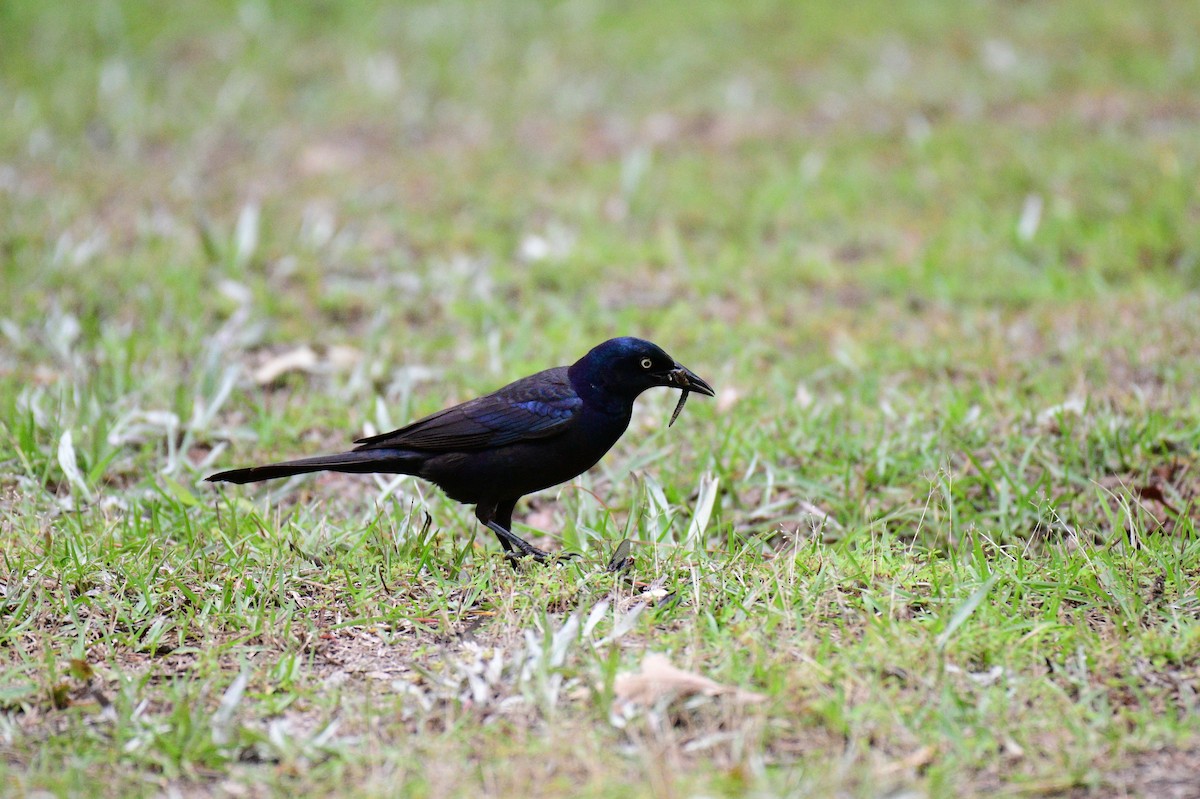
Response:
[207, 337, 714, 560]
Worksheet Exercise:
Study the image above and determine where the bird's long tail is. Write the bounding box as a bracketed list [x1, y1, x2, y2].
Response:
[206, 450, 417, 484]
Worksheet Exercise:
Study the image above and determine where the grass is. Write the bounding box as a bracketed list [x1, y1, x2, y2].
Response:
[2, 0, 1200, 796]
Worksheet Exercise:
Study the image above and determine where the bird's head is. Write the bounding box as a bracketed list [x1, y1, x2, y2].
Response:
[570, 337, 715, 402]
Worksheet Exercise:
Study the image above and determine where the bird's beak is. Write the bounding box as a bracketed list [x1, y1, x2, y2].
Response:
[665, 363, 715, 397]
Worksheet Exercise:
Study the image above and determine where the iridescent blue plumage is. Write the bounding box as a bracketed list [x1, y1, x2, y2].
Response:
[208, 338, 714, 561]
[352, 369, 582, 450]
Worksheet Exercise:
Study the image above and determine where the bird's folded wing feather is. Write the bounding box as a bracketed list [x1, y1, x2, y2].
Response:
[353, 368, 581, 452]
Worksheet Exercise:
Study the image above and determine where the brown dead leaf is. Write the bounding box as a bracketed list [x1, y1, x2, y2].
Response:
[253, 346, 319, 384]
[613, 653, 766, 709]
[1136, 483, 1182, 517]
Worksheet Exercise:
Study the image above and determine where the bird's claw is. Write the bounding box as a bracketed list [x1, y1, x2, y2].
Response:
[504, 548, 580, 567]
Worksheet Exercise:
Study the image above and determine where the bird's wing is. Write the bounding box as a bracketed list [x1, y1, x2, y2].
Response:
[353, 367, 581, 452]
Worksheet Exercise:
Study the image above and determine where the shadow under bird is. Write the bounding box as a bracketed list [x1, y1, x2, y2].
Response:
[206, 337, 714, 560]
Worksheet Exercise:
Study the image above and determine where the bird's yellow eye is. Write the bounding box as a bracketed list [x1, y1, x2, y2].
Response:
[640, 358, 653, 369]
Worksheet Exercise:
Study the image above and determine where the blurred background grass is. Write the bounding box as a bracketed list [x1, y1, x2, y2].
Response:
[4, 0, 1196, 356]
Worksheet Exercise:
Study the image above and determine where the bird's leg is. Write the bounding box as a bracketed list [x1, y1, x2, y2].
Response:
[477, 501, 513, 553]
[488, 521, 554, 561]
[476, 501, 552, 561]
[493, 499, 552, 560]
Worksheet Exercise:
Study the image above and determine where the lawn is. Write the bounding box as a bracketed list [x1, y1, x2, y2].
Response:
[2, 1, 1199, 796]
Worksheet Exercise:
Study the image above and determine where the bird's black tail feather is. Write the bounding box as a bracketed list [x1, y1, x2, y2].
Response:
[206, 450, 418, 485]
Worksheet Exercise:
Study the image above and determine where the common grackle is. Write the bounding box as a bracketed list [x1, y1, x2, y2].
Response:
[207, 337, 714, 560]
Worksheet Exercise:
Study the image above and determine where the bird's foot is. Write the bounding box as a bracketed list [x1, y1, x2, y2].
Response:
[504, 548, 580, 567]
[486, 520, 577, 565]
